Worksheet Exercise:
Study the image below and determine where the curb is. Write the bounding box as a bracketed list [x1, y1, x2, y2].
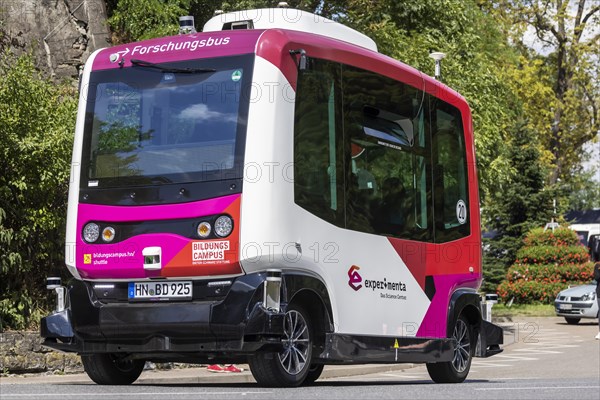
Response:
[1, 363, 418, 385]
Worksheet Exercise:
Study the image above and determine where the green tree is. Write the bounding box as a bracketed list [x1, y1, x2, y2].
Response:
[481, 121, 556, 292]
[326, 0, 522, 200]
[484, 0, 600, 186]
[107, 1, 330, 42]
[108, 0, 198, 42]
[0, 53, 77, 330]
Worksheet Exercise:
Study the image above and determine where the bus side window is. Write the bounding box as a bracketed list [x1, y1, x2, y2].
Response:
[432, 103, 470, 242]
[342, 66, 432, 241]
[293, 60, 344, 226]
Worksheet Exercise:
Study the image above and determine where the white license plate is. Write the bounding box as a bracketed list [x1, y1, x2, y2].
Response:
[559, 303, 572, 310]
[128, 281, 192, 300]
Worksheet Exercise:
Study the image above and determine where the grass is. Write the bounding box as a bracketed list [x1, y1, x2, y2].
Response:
[491, 303, 555, 317]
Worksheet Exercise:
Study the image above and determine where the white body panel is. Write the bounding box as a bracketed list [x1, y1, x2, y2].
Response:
[240, 57, 430, 336]
[203, 8, 378, 52]
[65, 49, 104, 280]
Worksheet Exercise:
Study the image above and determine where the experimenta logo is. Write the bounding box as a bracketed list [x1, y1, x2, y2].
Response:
[348, 265, 363, 291]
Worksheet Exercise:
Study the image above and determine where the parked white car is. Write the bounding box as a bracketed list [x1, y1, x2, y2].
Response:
[554, 283, 599, 324]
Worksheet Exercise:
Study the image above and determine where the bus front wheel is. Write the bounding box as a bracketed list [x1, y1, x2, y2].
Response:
[81, 353, 144, 385]
[426, 314, 473, 383]
[249, 304, 313, 387]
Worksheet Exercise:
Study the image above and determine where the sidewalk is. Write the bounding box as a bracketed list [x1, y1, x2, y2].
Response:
[1, 316, 523, 385]
[0, 363, 419, 385]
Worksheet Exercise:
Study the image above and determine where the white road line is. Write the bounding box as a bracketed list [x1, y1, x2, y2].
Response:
[511, 349, 563, 354]
[0, 392, 273, 397]
[492, 354, 539, 361]
[470, 362, 513, 367]
[474, 386, 600, 391]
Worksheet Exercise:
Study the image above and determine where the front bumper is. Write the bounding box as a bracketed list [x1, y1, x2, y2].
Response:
[554, 300, 598, 319]
[41, 272, 285, 358]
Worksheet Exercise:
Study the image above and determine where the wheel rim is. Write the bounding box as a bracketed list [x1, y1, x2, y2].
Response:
[279, 310, 310, 375]
[452, 319, 471, 373]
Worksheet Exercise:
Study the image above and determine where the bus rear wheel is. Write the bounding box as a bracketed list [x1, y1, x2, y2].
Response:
[249, 304, 313, 387]
[426, 315, 473, 383]
[81, 353, 144, 385]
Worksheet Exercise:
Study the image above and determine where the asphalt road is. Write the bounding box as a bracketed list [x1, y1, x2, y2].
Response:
[1, 317, 599, 400]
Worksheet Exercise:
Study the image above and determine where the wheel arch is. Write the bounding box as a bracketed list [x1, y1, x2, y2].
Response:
[282, 271, 334, 357]
[447, 288, 482, 337]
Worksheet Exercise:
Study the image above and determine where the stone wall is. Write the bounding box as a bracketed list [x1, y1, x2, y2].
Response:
[0, 0, 110, 80]
[0, 331, 82, 374]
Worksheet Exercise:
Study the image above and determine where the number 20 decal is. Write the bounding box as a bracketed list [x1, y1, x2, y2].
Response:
[456, 200, 467, 225]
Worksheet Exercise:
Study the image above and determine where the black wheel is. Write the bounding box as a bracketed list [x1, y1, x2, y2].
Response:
[81, 353, 144, 385]
[565, 317, 581, 325]
[304, 363, 325, 385]
[249, 304, 313, 387]
[427, 315, 473, 383]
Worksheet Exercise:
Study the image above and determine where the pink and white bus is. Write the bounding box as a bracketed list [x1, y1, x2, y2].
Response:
[41, 8, 503, 386]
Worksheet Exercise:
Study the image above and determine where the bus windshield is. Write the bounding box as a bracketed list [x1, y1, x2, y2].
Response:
[81, 55, 252, 188]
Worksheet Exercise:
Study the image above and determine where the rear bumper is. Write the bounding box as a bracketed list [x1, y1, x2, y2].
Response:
[41, 272, 285, 357]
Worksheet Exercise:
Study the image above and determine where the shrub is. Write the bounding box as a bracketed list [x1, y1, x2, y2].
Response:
[515, 245, 589, 265]
[0, 52, 77, 330]
[497, 227, 592, 304]
[497, 280, 569, 304]
[522, 227, 581, 247]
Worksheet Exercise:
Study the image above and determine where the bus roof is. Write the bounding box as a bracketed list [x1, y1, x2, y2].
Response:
[91, 25, 468, 112]
[202, 8, 378, 52]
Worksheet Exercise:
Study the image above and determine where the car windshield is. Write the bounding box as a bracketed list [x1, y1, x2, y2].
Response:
[81, 55, 252, 188]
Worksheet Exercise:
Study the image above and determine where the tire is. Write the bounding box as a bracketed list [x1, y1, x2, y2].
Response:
[565, 317, 581, 325]
[81, 353, 144, 385]
[427, 315, 473, 383]
[304, 363, 324, 385]
[249, 304, 313, 387]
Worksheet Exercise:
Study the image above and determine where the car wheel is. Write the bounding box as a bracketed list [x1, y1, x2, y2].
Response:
[427, 314, 473, 383]
[303, 363, 325, 385]
[564, 317, 581, 325]
[249, 304, 313, 387]
[81, 353, 144, 385]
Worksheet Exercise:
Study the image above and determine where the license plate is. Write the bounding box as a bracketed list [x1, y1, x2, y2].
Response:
[559, 303, 572, 310]
[128, 281, 192, 300]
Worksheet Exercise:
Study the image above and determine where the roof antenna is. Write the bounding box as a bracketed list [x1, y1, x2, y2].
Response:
[429, 52, 446, 80]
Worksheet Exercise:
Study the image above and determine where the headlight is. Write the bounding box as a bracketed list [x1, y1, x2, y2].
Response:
[83, 223, 100, 243]
[197, 221, 212, 238]
[102, 226, 115, 242]
[581, 291, 596, 301]
[214, 215, 233, 237]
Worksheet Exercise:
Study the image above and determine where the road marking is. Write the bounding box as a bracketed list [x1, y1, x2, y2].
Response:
[512, 348, 562, 354]
[492, 354, 539, 361]
[470, 362, 513, 367]
[0, 392, 273, 397]
[474, 386, 600, 391]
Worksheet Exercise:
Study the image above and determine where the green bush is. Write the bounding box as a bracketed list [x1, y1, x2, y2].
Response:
[497, 227, 592, 304]
[0, 52, 77, 330]
[515, 245, 589, 265]
[522, 227, 581, 247]
[497, 279, 569, 304]
[506, 262, 594, 284]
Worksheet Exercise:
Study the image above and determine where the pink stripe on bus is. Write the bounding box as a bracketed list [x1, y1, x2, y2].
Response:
[77, 194, 239, 223]
[92, 30, 264, 71]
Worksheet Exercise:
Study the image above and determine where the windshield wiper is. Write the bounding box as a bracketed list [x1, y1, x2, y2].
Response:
[130, 58, 216, 74]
